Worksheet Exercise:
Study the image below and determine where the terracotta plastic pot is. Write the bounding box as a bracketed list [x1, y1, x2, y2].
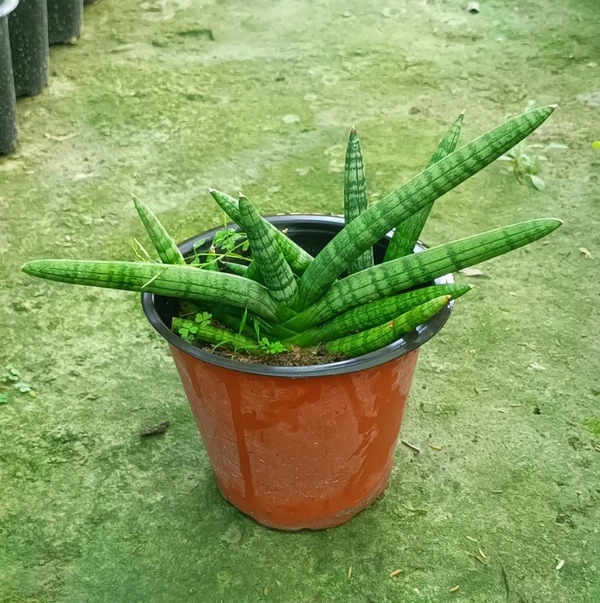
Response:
[9, 0, 49, 97]
[142, 216, 454, 530]
[47, 0, 81, 45]
[0, 0, 18, 155]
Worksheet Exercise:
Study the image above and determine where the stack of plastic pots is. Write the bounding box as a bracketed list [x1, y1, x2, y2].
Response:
[47, 0, 82, 45]
[0, 0, 18, 155]
[9, 0, 48, 96]
[1, 0, 89, 155]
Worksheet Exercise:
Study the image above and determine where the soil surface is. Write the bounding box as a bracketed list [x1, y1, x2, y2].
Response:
[200, 342, 347, 367]
[1, 1, 599, 602]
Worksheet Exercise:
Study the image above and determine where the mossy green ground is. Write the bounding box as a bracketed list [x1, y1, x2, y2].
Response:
[1, 0, 599, 601]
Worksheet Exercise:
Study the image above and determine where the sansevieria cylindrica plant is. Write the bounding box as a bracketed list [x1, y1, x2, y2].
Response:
[23, 106, 562, 359]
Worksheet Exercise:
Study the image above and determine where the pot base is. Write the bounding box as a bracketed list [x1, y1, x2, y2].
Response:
[217, 467, 391, 531]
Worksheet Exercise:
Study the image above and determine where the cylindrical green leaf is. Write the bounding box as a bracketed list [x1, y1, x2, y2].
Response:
[22, 259, 291, 323]
[290, 284, 470, 347]
[344, 128, 374, 274]
[223, 261, 249, 277]
[172, 317, 261, 353]
[209, 189, 313, 274]
[133, 197, 186, 265]
[325, 296, 451, 358]
[243, 261, 264, 283]
[238, 195, 298, 306]
[296, 106, 556, 309]
[384, 111, 465, 261]
[202, 250, 219, 271]
[286, 218, 561, 330]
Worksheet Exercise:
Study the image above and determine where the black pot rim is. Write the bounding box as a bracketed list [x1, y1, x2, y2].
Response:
[141, 214, 454, 378]
[0, 0, 18, 18]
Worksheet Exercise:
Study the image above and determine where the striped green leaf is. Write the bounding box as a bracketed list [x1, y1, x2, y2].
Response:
[133, 196, 185, 265]
[209, 189, 313, 274]
[384, 111, 465, 261]
[238, 195, 298, 306]
[286, 218, 561, 330]
[296, 106, 556, 309]
[209, 306, 251, 336]
[290, 284, 470, 347]
[344, 128, 374, 274]
[203, 249, 219, 271]
[172, 317, 262, 353]
[222, 259, 264, 284]
[244, 261, 264, 283]
[22, 259, 291, 323]
[223, 261, 249, 277]
[325, 296, 451, 358]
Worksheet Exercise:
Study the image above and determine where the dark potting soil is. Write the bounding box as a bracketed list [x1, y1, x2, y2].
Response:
[196, 342, 347, 367]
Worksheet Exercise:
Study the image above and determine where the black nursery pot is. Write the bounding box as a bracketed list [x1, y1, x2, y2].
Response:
[9, 0, 49, 97]
[47, 0, 81, 45]
[0, 0, 18, 155]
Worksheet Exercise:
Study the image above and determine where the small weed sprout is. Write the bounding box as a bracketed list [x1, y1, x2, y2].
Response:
[498, 101, 567, 191]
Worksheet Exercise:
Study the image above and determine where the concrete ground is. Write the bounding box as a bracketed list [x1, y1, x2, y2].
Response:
[1, 0, 599, 601]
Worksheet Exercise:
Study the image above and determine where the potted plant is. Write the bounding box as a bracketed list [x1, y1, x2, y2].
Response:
[23, 106, 562, 530]
[0, 0, 18, 155]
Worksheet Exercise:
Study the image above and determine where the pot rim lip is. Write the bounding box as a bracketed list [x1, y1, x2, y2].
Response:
[0, 0, 18, 19]
[141, 214, 455, 378]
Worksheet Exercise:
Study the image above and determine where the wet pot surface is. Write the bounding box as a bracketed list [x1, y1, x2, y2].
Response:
[47, 0, 82, 45]
[143, 216, 453, 530]
[9, 0, 49, 97]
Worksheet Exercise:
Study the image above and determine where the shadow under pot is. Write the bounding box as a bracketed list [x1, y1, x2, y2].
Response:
[9, 0, 49, 97]
[0, 0, 18, 155]
[47, 0, 81, 45]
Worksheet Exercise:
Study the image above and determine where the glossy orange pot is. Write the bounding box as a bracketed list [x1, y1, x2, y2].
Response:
[142, 216, 454, 530]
